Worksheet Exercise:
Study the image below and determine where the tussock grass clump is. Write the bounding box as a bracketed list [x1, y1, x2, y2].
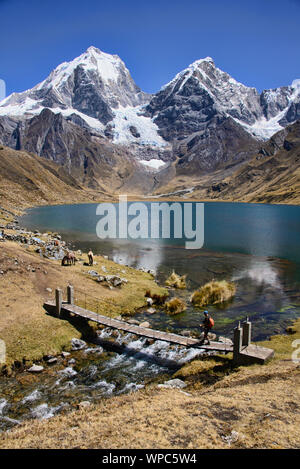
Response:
[165, 297, 187, 315]
[191, 280, 236, 307]
[165, 271, 187, 289]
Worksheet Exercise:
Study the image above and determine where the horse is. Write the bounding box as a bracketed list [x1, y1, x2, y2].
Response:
[61, 251, 76, 266]
[88, 250, 94, 266]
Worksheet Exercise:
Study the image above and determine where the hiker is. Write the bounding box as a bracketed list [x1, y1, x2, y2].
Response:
[88, 250, 94, 266]
[201, 310, 214, 345]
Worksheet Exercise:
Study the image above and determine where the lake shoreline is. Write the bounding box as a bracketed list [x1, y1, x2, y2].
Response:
[1, 194, 300, 228]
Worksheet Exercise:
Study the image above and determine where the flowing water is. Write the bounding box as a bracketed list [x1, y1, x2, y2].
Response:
[1, 201, 299, 430]
[0, 328, 209, 431]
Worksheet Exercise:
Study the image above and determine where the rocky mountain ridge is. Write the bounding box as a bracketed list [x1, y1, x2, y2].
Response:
[0, 47, 299, 189]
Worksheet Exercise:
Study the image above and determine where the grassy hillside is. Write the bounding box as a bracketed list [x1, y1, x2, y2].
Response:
[0, 240, 166, 368]
[0, 145, 109, 214]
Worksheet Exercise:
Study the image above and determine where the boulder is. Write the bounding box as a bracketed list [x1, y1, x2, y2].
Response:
[181, 330, 193, 337]
[96, 276, 105, 282]
[157, 379, 187, 389]
[105, 275, 127, 287]
[58, 367, 77, 377]
[88, 270, 99, 277]
[28, 364, 44, 373]
[199, 331, 216, 341]
[77, 401, 91, 409]
[139, 321, 151, 328]
[112, 277, 122, 287]
[46, 357, 58, 365]
[222, 430, 240, 445]
[208, 332, 217, 341]
[71, 338, 86, 350]
[218, 336, 233, 345]
[128, 319, 140, 325]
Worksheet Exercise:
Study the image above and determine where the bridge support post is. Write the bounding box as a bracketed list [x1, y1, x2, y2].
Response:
[242, 317, 251, 347]
[55, 288, 62, 317]
[67, 285, 74, 305]
[233, 322, 242, 363]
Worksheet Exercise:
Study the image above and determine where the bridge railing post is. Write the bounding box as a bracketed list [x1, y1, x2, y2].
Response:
[67, 285, 74, 305]
[242, 318, 251, 347]
[233, 321, 242, 363]
[55, 288, 62, 317]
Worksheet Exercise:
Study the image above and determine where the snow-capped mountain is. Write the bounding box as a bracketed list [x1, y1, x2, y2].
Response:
[0, 46, 147, 116]
[0, 47, 299, 179]
[0, 46, 166, 149]
[146, 56, 300, 141]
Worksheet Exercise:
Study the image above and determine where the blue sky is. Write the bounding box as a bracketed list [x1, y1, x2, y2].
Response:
[0, 0, 300, 97]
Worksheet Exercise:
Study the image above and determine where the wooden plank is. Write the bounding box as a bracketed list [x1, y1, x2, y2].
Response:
[240, 344, 274, 361]
[43, 302, 233, 352]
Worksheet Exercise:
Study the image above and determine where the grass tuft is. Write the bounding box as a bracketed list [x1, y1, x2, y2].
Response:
[191, 280, 236, 307]
[165, 271, 187, 289]
[164, 297, 187, 315]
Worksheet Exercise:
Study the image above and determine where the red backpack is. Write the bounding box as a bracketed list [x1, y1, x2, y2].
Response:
[208, 317, 214, 328]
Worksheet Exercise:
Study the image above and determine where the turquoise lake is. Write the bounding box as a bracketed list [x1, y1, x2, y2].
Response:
[19, 201, 300, 341]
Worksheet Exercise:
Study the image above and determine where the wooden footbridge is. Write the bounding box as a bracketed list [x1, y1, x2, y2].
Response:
[43, 286, 274, 363]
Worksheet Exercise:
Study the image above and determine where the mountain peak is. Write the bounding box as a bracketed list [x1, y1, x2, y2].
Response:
[84, 45, 121, 62]
[160, 56, 216, 91]
[291, 79, 300, 90]
[86, 45, 101, 54]
[190, 56, 215, 67]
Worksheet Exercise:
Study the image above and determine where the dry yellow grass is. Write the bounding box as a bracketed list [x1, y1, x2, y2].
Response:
[0, 240, 166, 368]
[257, 319, 300, 362]
[164, 297, 187, 315]
[0, 145, 106, 214]
[191, 280, 236, 307]
[0, 360, 298, 449]
[165, 271, 187, 289]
